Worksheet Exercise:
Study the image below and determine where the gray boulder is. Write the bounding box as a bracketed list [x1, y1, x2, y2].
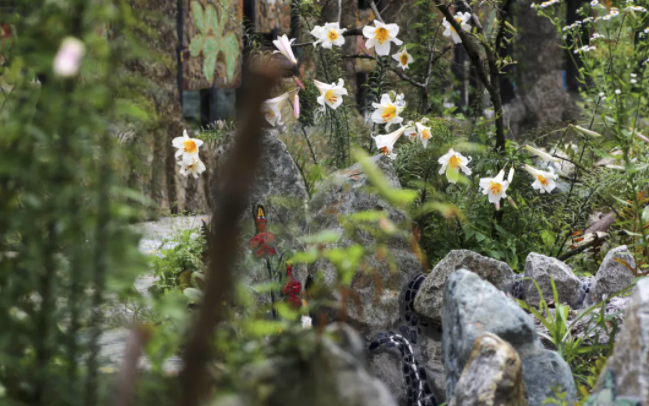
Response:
[238, 323, 397, 406]
[308, 155, 419, 338]
[443, 269, 576, 406]
[414, 250, 514, 322]
[210, 128, 308, 234]
[523, 253, 581, 308]
[449, 333, 527, 406]
[592, 246, 636, 301]
[588, 277, 649, 404]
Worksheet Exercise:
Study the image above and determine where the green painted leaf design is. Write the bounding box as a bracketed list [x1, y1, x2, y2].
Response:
[191, 1, 206, 35]
[205, 4, 219, 34]
[203, 52, 217, 84]
[223, 32, 239, 82]
[188, 33, 205, 57]
[203, 35, 219, 57]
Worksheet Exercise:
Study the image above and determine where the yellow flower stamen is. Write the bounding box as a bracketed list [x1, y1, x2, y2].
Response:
[489, 181, 503, 195]
[400, 53, 409, 66]
[421, 129, 431, 140]
[380, 146, 390, 156]
[375, 27, 389, 44]
[183, 139, 197, 154]
[538, 174, 549, 186]
[324, 89, 338, 104]
[328, 30, 339, 41]
[449, 154, 461, 169]
[381, 105, 397, 121]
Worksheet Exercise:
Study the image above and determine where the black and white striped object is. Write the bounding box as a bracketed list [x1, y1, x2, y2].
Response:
[369, 328, 438, 406]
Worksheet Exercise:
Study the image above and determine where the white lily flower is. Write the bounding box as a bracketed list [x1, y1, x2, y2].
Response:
[272, 34, 298, 65]
[314, 79, 348, 110]
[415, 122, 432, 148]
[524, 164, 558, 194]
[178, 157, 207, 179]
[311, 22, 347, 49]
[442, 12, 472, 44]
[371, 93, 404, 129]
[362, 20, 403, 56]
[261, 92, 290, 126]
[301, 315, 313, 329]
[172, 130, 204, 164]
[524, 145, 560, 163]
[479, 169, 510, 206]
[53, 37, 85, 77]
[438, 148, 472, 183]
[405, 123, 418, 143]
[373, 126, 408, 160]
[392, 47, 413, 70]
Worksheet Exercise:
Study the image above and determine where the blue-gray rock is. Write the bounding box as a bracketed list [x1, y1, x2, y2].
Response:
[307, 155, 419, 338]
[592, 246, 636, 302]
[414, 250, 514, 323]
[442, 269, 576, 406]
[589, 277, 649, 404]
[523, 253, 581, 308]
[448, 333, 526, 406]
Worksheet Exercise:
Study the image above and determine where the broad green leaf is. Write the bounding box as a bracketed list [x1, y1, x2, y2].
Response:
[203, 51, 217, 83]
[191, 1, 206, 34]
[301, 230, 342, 244]
[223, 33, 240, 82]
[205, 4, 219, 33]
[203, 35, 219, 57]
[188, 34, 205, 57]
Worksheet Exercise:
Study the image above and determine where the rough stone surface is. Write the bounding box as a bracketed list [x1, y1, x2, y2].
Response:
[414, 250, 514, 322]
[307, 155, 419, 339]
[210, 128, 308, 233]
[449, 333, 527, 406]
[592, 246, 636, 302]
[523, 253, 582, 308]
[239, 323, 397, 406]
[591, 277, 649, 404]
[442, 270, 576, 406]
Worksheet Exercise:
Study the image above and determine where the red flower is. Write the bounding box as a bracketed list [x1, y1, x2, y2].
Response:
[249, 232, 276, 258]
[283, 263, 302, 308]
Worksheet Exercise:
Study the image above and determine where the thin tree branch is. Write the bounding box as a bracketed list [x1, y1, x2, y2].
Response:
[370, 0, 385, 22]
[178, 68, 279, 406]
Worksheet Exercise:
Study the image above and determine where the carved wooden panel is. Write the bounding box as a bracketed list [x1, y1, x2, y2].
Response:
[183, 0, 243, 90]
[256, 0, 291, 34]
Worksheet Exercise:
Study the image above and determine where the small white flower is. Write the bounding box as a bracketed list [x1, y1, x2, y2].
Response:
[53, 37, 85, 77]
[591, 33, 604, 40]
[631, 73, 638, 77]
[631, 79, 637, 84]
[371, 93, 405, 129]
[301, 315, 313, 329]
[524, 145, 560, 163]
[272, 34, 298, 65]
[415, 122, 432, 148]
[615, 89, 621, 94]
[540, 0, 560, 7]
[599, 92, 605, 97]
[178, 157, 207, 179]
[645, 27, 649, 33]
[392, 47, 414, 70]
[574, 45, 596, 54]
[310, 22, 347, 49]
[438, 148, 472, 183]
[314, 79, 348, 110]
[172, 130, 204, 164]
[373, 126, 408, 159]
[610, 7, 619, 15]
[590, 0, 598, 6]
[261, 92, 290, 126]
[405, 123, 418, 142]
[442, 12, 472, 44]
[479, 169, 511, 206]
[362, 20, 403, 56]
[524, 164, 558, 193]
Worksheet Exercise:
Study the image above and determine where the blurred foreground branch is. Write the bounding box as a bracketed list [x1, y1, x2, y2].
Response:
[177, 68, 279, 406]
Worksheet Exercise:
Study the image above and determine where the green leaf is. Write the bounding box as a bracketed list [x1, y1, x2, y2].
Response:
[203, 51, 217, 84]
[191, 1, 206, 34]
[189, 34, 205, 57]
[205, 4, 219, 33]
[243, 320, 286, 337]
[222, 32, 240, 82]
[203, 35, 219, 57]
[301, 230, 342, 244]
